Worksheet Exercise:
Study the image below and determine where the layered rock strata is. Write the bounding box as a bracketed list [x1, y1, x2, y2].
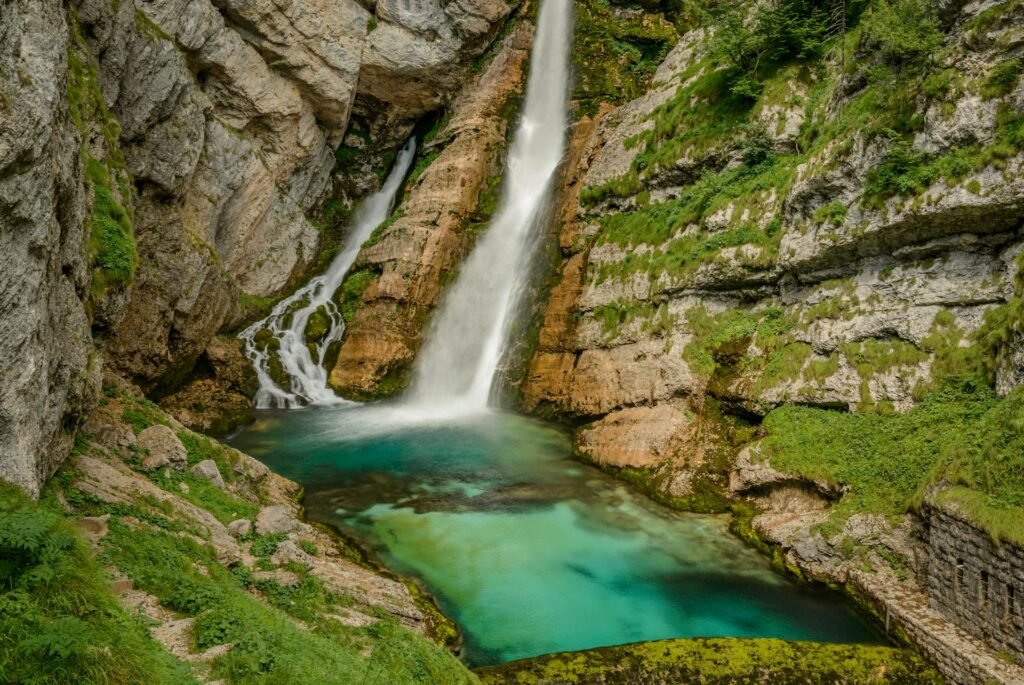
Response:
[329, 22, 533, 397]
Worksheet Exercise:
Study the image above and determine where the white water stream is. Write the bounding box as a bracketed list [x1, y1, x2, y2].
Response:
[239, 139, 417, 408]
[240, 0, 569, 416]
[405, 0, 571, 413]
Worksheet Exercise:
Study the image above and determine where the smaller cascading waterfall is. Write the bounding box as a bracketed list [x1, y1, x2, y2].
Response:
[404, 0, 571, 413]
[239, 138, 417, 408]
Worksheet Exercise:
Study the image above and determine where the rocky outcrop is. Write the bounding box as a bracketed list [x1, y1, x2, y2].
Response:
[158, 337, 258, 435]
[522, 2, 1024, 508]
[729, 466, 1024, 685]
[329, 21, 533, 398]
[1, 0, 512, 494]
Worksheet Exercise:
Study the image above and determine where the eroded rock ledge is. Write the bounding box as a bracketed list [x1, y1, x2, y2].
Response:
[730, 455, 1024, 685]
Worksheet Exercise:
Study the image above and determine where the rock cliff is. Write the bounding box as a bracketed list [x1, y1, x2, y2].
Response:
[525, 0, 1024, 478]
[0, 0, 512, 494]
[329, 21, 533, 398]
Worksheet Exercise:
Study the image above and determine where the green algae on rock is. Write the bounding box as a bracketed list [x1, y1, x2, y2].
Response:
[475, 637, 943, 684]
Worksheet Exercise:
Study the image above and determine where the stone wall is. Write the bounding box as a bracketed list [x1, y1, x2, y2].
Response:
[925, 504, 1024, 665]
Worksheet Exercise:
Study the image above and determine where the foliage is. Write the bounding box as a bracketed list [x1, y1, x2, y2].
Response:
[709, 0, 835, 99]
[67, 20, 138, 303]
[981, 58, 1022, 99]
[761, 377, 1024, 543]
[572, 0, 677, 115]
[860, 0, 942, 67]
[0, 483, 194, 685]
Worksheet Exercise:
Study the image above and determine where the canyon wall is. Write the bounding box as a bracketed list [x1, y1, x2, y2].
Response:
[0, 0, 512, 495]
[525, 0, 1024, 484]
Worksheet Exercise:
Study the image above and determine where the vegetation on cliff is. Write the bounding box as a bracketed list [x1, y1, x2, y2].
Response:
[67, 18, 138, 310]
[761, 377, 1024, 544]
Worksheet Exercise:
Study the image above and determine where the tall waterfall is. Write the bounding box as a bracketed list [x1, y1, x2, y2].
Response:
[239, 139, 417, 408]
[405, 0, 571, 412]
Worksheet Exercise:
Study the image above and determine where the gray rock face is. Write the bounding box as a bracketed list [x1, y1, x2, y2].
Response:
[255, 504, 311, 536]
[137, 425, 188, 470]
[356, 0, 512, 126]
[0, 0, 511, 494]
[227, 519, 252, 538]
[0, 0, 95, 497]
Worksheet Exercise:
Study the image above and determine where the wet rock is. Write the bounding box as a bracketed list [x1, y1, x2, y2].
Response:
[191, 459, 225, 490]
[330, 24, 534, 397]
[137, 425, 188, 470]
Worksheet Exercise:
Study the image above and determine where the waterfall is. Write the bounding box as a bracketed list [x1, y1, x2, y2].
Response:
[405, 0, 571, 412]
[239, 139, 417, 408]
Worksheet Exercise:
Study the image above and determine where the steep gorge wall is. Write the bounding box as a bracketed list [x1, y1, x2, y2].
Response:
[0, 0, 513, 495]
[525, 0, 1024, 479]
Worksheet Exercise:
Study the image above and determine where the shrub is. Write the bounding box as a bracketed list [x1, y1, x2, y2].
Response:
[860, 0, 941, 66]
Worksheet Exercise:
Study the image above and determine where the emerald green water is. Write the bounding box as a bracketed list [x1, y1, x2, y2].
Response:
[229, 405, 883, 666]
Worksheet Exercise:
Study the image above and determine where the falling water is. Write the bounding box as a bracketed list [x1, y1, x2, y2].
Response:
[405, 0, 571, 412]
[239, 139, 417, 408]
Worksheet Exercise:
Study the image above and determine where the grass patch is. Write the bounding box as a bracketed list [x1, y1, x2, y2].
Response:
[0, 483, 194, 685]
[760, 377, 1024, 542]
[98, 520, 474, 684]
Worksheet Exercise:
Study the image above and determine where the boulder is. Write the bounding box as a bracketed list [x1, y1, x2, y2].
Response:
[137, 425, 188, 470]
[270, 539, 315, 569]
[255, 505, 309, 536]
[191, 459, 225, 489]
[227, 519, 252, 538]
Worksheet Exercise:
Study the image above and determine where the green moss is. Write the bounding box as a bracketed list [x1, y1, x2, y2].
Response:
[304, 306, 332, 343]
[67, 17, 138, 308]
[85, 158, 137, 294]
[336, 268, 378, 325]
[476, 637, 941, 684]
[134, 9, 171, 42]
[0, 483, 195, 685]
[571, 0, 677, 116]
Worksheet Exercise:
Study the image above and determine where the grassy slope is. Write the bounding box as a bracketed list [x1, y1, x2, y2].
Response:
[1, 385, 477, 685]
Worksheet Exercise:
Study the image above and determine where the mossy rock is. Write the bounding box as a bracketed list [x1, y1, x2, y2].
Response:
[475, 637, 943, 684]
[305, 305, 332, 343]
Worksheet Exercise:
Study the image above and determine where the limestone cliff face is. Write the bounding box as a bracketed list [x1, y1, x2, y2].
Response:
[0, 1, 96, 497]
[329, 22, 533, 398]
[524, 5, 1024, 476]
[0, 0, 511, 494]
